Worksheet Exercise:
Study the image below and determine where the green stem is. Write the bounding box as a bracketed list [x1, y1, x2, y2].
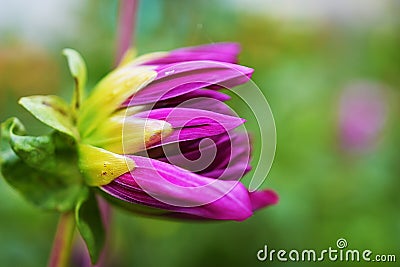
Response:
[48, 212, 76, 267]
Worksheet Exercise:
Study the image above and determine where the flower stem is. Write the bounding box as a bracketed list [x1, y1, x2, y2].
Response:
[115, 0, 139, 65]
[48, 212, 76, 267]
[93, 196, 112, 267]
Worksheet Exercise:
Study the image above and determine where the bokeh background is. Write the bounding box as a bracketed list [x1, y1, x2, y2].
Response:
[1, 0, 399, 266]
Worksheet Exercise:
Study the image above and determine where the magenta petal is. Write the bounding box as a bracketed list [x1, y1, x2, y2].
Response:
[101, 156, 255, 221]
[249, 190, 279, 211]
[166, 96, 233, 115]
[156, 132, 251, 181]
[151, 89, 233, 115]
[153, 61, 252, 80]
[141, 43, 241, 65]
[123, 61, 253, 106]
[199, 133, 251, 180]
[156, 133, 232, 173]
[135, 108, 245, 146]
[157, 133, 230, 161]
[153, 89, 231, 112]
[135, 107, 244, 129]
[161, 89, 231, 103]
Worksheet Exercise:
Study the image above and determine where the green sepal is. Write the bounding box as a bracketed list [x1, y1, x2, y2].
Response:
[19, 95, 78, 139]
[0, 117, 86, 212]
[75, 190, 105, 264]
[62, 48, 87, 112]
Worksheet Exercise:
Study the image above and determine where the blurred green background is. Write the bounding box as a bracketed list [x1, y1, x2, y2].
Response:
[1, 0, 399, 266]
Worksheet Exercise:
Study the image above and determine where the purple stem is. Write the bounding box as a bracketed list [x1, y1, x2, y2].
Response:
[48, 212, 75, 267]
[115, 0, 139, 65]
[94, 196, 112, 267]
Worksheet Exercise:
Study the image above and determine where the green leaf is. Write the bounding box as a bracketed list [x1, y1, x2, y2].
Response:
[63, 48, 87, 111]
[19, 95, 78, 139]
[75, 190, 105, 264]
[8, 118, 55, 170]
[0, 117, 86, 212]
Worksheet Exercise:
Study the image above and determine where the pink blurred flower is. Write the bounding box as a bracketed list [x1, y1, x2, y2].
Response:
[339, 81, 388, 152]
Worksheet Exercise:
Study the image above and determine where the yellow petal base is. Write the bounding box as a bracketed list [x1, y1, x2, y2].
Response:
[78, 144, 135, 186]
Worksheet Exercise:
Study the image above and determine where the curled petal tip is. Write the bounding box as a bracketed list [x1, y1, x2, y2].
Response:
[249, 190, 279, 211]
